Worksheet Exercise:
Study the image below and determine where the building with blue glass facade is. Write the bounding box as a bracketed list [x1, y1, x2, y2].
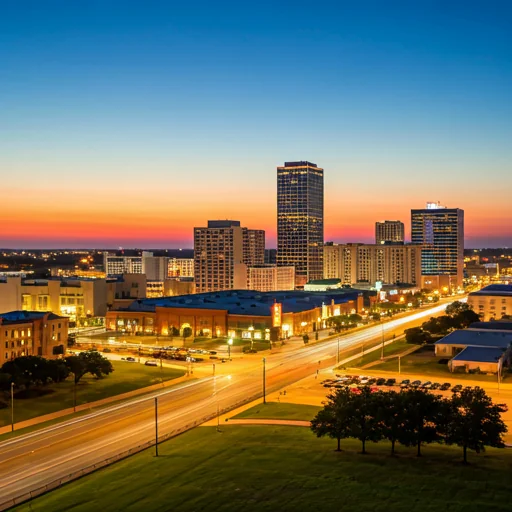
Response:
[411, 202, 464, 289]
[277, 161, 324, 288]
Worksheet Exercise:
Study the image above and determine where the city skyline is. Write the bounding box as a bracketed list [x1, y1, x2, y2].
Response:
[1, 1, 511, 249]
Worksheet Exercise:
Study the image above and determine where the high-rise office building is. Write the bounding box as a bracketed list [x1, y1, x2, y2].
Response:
[323, 242, 422, 286]
[375, 220, 404, 245]
[411, 202, 464, 289]
[194, 220, 248, 293]
[277, 161, 324, 288]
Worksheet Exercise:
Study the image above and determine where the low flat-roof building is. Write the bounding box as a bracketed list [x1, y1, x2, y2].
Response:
[468, 284, 512, 321]
[106, 289, 363, 341]
[434, 329, 512, 374]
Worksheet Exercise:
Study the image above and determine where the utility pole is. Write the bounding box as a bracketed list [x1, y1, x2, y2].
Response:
[398, 355, 401, 374]
[216, 403, 220, 432]
[262, 357, 266, 404]
[380, 322, 385, 360]
[10, 382, 14, 432]
[73, 375, 77, 412]
[336, 337, 340, 364]
[154, 397, 159, 457]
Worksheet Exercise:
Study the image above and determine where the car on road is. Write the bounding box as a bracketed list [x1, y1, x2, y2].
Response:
[421, 381, 432, 389]
[209, 351, 217, 355]
[221, 358, 227, 363]
[440, 382, 451, 391]
[126, 357, 136, 362]
[452, 384, 463, 393]
[411, 380, 422, 388]
[210, 355, 218, 360]
[367, 378, 377, 385]
[400, 379, 410, 388]
[144, 360, 158, 367]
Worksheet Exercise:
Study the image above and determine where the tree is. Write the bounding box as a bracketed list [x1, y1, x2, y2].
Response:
[182, 326, 192, 341]
[64, 355, 88, 384]
[445, 301, 470, 316]
[376, 390, 407, 455]
[453, 309, 480, 328]
[47, 359, 70, 383]
[311, 387, 353, 451]
[445, 386, 508, 463]
[78, 350, 114, 379]
[348, 387, 383, 454]
[398, 389, 443, 456]
[404, 327, 430, 345]
[1, 356, 50, 388]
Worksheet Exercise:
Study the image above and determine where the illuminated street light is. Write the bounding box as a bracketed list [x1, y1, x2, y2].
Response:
[228, 338, 233, 360]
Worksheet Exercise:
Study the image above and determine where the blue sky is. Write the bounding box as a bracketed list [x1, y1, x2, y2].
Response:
[1, 0, 511, 248]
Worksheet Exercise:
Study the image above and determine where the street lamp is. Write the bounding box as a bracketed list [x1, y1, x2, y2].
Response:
[336, 337, 340, 364]
[262, 357, 266, 404]
[10, 382, 14, 432]
[380, 322, 385, 360]
[228, 338, 233, 361]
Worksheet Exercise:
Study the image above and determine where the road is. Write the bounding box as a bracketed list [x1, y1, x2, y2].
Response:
[0, 301, 451, 508]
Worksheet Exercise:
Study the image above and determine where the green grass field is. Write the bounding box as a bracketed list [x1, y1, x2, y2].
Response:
[13, 422, 512, 512]
[233, 402, 321, 420]
[353, 340, 416, 368]
[0, 361, 186, 427]
[370, 345, 508, 382]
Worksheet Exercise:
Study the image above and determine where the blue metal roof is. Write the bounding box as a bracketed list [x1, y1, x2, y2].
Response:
[469, 321, 512, 332]
[124, 289, 361, 316]
[452, 346, 506, 363]
[435, 329, 512, 349]
[469, 284, 512, 296]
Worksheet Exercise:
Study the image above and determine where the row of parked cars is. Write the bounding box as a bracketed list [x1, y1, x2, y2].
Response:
[322, 375, 464, 393]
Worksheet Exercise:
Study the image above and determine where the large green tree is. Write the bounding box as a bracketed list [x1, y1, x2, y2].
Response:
[78, 350, 114, 379]
[376, 390, 408, 455]
[445, 386, 508, 463]
[347, 387, 383, 454]
[311, 388, 353, 451]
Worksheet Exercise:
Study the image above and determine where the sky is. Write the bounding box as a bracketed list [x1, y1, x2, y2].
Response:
[1, 0, 511, 249]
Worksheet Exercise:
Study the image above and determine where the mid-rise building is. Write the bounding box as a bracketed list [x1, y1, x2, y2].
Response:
[168, 258, 195, 278]
[0, 311, 69, 364]
[103, 251, 151, 276]
[247, 265, 295, 292]
[323, 242, 422, 286]
[277, 161, 324, 288]
[194, 220, 248, 293]
[468, 284, 512, 321]
[411, 202, 464, 289]
[243, 229, 265, 266]
[143, 255, 169, 281]
[375, 220, 404, 245]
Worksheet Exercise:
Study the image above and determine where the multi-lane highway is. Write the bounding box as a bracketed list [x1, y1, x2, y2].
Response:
[0, 301, 452, 508]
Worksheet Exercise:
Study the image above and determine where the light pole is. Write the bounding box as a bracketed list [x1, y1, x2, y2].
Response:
[380, 322, 385, 360]
[71, 372, 77, 413]
[154, 397, 159, 457]
[398, 355, 401, 374]
[262, 357, 266, 404]
[228, 338, 233, 361]
[336, 337, 340, 364]
[10, 382, 14, 432]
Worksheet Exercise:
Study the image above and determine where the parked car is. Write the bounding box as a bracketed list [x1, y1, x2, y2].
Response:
[411, 380, 422, 388]
[210, 355, 218, 360]
[367, 378, 377, 385]
[209, 351, 217, 355]
[126, 357, 136, 362]
[376, 378, 386, 386]
[145, 360, 158, 367]
[400, 379, 410, 388]
[421, 381, 432, 389]
[359, 378, 370, 385]
[440, 382, 451, 391]
[452, 384, 463, 393]
[430, 382, 441, 390]
[385, 378, 396, 386]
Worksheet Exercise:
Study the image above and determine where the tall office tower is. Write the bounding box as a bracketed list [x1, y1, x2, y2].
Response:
[277, 161, 324, 288]
[324, 243, 422, 286]
[411, 202, 464, 289]
[243, 229, 265, 266]
[103, 251, 151, 276]
[375, 220, 404, 245]
[194, 220, 248, 293]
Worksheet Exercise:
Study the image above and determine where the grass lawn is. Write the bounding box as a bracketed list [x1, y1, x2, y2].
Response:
[13, 423, 512, 512]
[352, 340, 416, 368]
[370, 345, 509, 382]
[232, 402, 321, 421]
[0, 361, 185, 427]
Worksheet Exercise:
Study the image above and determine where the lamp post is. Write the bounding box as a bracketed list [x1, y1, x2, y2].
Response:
[262, 357, 266, 404]
[336, 337, 340, 364]
[10, 382, 14, 432]
[228, 338, 233, 361]
[380, 322, 385, 360]
[154, 397, 159, 457]
[71, 372, 77, 413]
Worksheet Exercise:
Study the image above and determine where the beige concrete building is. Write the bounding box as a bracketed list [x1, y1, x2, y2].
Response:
[143, 255, 169, 281]
[323, 243, 422, 286]
[247, 265, 295, 292]
[468, 284, 512, 321]
[103, 251, 149, 276]
[146, 278, 196, 298]
[243, 229, 265, 266]
[0, 277, 22, 314]
[375, 220, 404, 244]
[194, 220, 249, 293]
[0, 311, 69, 365]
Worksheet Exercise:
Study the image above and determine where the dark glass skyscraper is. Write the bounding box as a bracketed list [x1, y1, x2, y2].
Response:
[411, 202, 464, 288]
[277, 161, 324, 288]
